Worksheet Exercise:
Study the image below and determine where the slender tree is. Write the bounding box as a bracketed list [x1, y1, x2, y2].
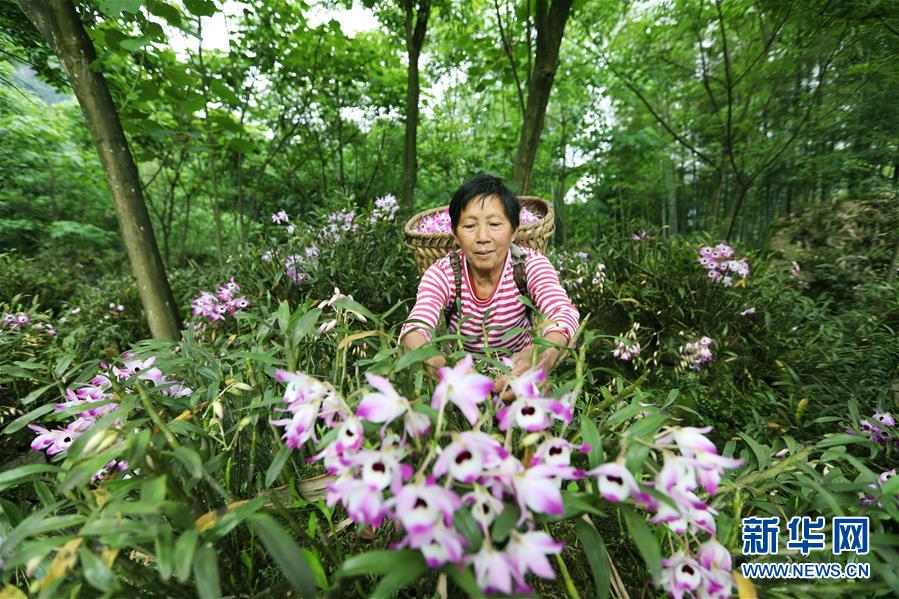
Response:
[399, 0, 431, 214]
[17, 0, 181, 339]
[513, 0, 573, 194]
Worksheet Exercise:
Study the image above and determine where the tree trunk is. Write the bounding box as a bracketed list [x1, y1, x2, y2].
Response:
[399, 0, 431, 215]
[18, 0, 180, 339]
[513, 0, 574, 195]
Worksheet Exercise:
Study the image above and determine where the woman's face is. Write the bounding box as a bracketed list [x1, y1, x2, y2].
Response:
[453, 195, 517, 276]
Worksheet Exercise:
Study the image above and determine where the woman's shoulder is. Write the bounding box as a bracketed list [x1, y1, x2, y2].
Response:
[422, 251, 460, 282]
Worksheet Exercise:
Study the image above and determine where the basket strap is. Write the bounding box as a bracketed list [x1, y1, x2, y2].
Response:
[444, 250, 463, 331]
[510, 244, 532, 323]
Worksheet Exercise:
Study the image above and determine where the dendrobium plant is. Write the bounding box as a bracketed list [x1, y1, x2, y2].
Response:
[270, 353, 742, 597]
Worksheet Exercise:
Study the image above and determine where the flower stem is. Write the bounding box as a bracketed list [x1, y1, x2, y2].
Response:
[555, 553, 582, 599]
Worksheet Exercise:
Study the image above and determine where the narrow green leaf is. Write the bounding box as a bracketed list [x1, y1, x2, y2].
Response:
[248, 513, 317, 598]
[2, 402, 55, 434]
[395, 345, 441, 371]
[338, 550, 421, 578]
[21, 383, 54, 405]
[171, 447, 204, 480]
[580, 415, 603, 468]
[174, 529, 199, 584]
[448, 567, 485, 599]
[491, 502, 520, 543]
[370, 553, 426, 599]
[575, 517, 610, 599]
[265, 445, 291, 488]
[737, 432, 770, 469]
[291, 308, 323, 346]
[276, 301, 290, 333]
[0, 464, 57, 492]
[194, 544, 221, 599]
[621, 505, 661, 580]
[155, 523, 174, 582]
[78, 546, 119, 592]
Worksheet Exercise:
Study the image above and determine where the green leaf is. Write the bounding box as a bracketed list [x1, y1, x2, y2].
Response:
[194, 544, 221, 599]
[300, 548, 328, 589]
[99, 0, 144, 16]
[491, 502, 520, 543]
[248, 513, 317, 598]
[575, 517, 610, 599]
[265, 445, 291, 488]
[880, 472, 899, 496]
[0, 464, 57, 492]
[146, 0, 182, 26]
[621, 505, 661, 581]
[370, 553, 426, 599]
[173, 529, 199, 583]
[21, 383, 54, 405]
[338, 550, 421, 578]
[171, 447, 204, 480]
[395, 345, 441, 371]
[580, 416, 603, 468]
[737, 433, 770, 469]
[155, 523, 174, 582]
[291, 308, 322, 346]
[2, 402, 55, 434]
[119, 36, 152, 51]
[183, 0, 217, 17]
[277, 301, 291, 333]
[448, 567, 485, 599]
[817, 433, 869, 448]
[78, 546, 119, 592]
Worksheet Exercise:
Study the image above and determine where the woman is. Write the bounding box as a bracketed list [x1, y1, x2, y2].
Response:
[400, 174, 580, 401]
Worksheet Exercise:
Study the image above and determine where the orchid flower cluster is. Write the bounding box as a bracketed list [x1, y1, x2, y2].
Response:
[28, 354, 192, 482]
[632, 230, 648, 241]
[858, 410, 896, 445]
[321, 209, 360, 242]
[314, 287, 367, 336]
[1, 311, 56, 337]
[557, 251, 606, 294]
[191, 278, 250, 322]
[108, 303, 125, 313]
[413, 207, 541, 234]
[269, 350, 742, 596]
[285, 246, 320, 284]
[591, 426, 742, 598]
[270, 356, 593, 594]
[859, 468, 899, 507]
[611, 322, 641, 362]
[695, 244, 750, 287]
[678, 337, 714, 371]
[369, 194, 399, 224]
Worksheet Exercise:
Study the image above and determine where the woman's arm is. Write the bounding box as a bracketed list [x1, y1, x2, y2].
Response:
[399, 262, 453, 375]
[401, 329, 446, 374]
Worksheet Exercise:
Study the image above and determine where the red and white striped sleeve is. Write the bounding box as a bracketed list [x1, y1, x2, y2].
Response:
[399, 260, 452, 343]
[524, 250, 580, 343]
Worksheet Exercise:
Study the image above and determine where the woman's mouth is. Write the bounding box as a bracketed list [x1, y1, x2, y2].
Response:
[475, 250, 493, 258]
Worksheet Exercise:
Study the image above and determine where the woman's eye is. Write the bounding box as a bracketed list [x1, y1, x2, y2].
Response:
[489, 222, 502, 227]
[463, 224, 475, 230]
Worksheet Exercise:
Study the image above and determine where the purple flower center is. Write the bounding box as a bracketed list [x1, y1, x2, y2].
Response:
[606, 475, 623, 485]
[372, 462, 385, 473]
[549, 446, 563, 456]
[414, 497, 428, 509]
[521, 406, 536, 416]
[455, 450, 473, 464]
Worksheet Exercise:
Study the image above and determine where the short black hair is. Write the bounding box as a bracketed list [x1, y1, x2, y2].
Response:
[449, 174, 520, 233]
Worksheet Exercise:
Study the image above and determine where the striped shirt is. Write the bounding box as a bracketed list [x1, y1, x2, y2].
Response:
[399, 247, 580, 355]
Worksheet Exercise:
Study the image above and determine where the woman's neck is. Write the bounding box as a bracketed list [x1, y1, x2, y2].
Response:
[466, 255, 505, 300]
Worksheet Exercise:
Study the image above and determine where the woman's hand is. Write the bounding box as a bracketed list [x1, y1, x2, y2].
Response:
[494, 345, 535, 403]
[494, 333, 570, 403]
[402, 329, 446, 378]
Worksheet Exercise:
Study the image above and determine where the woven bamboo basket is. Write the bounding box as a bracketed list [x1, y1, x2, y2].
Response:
[404, 196, 555, 274]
